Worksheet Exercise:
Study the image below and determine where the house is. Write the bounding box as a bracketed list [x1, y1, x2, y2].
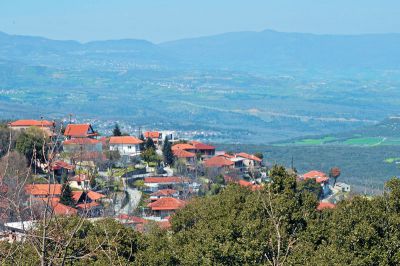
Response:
[172, 143, 196, 153]
[109, 136, 143, 156]
[147, 197, 186, 218]
[235, 152, 262, 168]
[144, 131, 161, 145]
[68, 174, 90, 190]
[144, 177, 184, 192]
[301, 170, 330, 196]
[334, 182, 351, 193]
[72, 190, 105, 217]
[64, 124, 98, 139]
[63, 138, 102, 154]
[189, 141, 216, 157]
[36, 197, 77, 216]
[25, 184, 62, 198]
[50, 160, 75, 177]
[8, 119, 55, 137]
[150, 189, 179, 201]
[172, 149, 196, 164]
[203, 155, 234, 169]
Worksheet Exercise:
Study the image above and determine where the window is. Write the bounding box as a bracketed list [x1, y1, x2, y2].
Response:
[128, 145, 132, 149]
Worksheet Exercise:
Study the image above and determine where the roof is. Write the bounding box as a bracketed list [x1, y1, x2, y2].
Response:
[76, 201, 101, 209]
[173, 149, 196, 158]
[150, 189, 178, 197]
[86, 190, 105, 201]
[147, 197, 186, 211]
[109, 136, 143, 145]
[72, 191, 84, 202]
[237, 180, 263, 191]
[9, 120, 54, 127]
[64, 124, 97, 138]
[117, 214, 147, 224]
[172, 143, 196, 151]
[144, 131, 160, 139]
[303, 170, 329, 183]
[204, 156, 234, 168]
[63, 138, 100, 145]
[50, 160, 75, 171]
[144, 177, 183, 184]
[236, 152, 262, 162]
[189, 141, 216, 150]
[37, 197, 77, 216]
[317, 202, 336, 210]
[25, 184, 62, 196]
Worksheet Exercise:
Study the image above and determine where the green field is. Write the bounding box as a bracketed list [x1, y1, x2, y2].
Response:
[343, 137, 385, 146]
[293, 136, 337, 145]
[384, 157, 400, 164]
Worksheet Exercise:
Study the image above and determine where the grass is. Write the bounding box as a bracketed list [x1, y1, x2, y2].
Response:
[384, 157, 400, 164]
[343, 137, 384, 146]
[293, 136, 337, 145]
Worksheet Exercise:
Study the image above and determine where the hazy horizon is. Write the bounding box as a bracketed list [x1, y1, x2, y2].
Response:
[1, 0, 400, 43]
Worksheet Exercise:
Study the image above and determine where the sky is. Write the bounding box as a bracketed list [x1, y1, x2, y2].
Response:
[0, 0, 399, 43]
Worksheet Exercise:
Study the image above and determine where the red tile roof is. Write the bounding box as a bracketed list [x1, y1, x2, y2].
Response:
[303, 171, 329, 183]
[317, 202, 336, 210]
[236, 152, 262, 162]
[144, 177, 183, 184]
[50, 160, 75, 171]
[64, 124, 97, 138]
[172, 143, 196, 151]
[63, 138, 100, 145]
[9, 120, 54, 127]
[189, 141, 216, 150]
[144, 131, 160, 139]
[237, 180, 262, 191]
[173, 149, 196, 158]
[76, 201, 101, 209]
[204, 156, 234, 168]
[148, 197, 186, 211]
[72, 191, 84, 202]
[109, 136, 143, 145]
[150, 189, 178, 197]
[25, 184, 62, 196]
[37, 197, 77, 216]
[117, 214, 147, 224]
[87, 190, 105, 201]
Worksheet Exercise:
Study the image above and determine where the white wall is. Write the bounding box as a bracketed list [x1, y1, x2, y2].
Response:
[110, 143, 140, 156]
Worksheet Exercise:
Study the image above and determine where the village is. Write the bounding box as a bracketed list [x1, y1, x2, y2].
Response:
[1, 119, 351, 237]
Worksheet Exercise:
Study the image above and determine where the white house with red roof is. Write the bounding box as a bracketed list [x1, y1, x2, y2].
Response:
[63, 138, 102, 153]
[150, 189, 179, 201]
[109, 136, 143, 156]
[235, 152, 263, 168]
[301, 170, 331, 197]
[189, 141, 216, 157]
[68, 174, 91, 190]
[8, 119, 56, 137]
[147, 197, 186, 218]
[144, 176, 186, 192]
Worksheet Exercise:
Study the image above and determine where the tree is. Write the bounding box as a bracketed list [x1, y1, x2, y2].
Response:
[254, 152, 264, 160]
[145, 137, 156, 150]
[329, 167, 341, 186]
[0, 125, 19, 157]
[162, 136, 174, 165]
[139, 134, 145, 151]
[113, 123, 122, 136]
[59, 183, 74, 207]
[16, 127, 48, 164]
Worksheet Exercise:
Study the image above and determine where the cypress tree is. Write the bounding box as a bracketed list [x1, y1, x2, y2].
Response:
[162, 136, 174, 165]
[60, 183, 74, 207]
[113, 123, 122, 136]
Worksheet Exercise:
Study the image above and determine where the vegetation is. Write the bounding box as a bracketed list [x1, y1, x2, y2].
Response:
[59, 183, 74, 207]
[113, 123, 122, 136]
[162, 137, 174, 166]
[16, 127, 49, 164]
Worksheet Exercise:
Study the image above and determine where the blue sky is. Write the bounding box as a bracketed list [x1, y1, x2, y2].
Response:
[1, 0, 399, 43]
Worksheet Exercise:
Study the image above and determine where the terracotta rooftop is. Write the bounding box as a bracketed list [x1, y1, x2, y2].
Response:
[109, 136, 143, 145]
[25, 184, 62, 196]
[189, 141, 216, 150]
[204, 156, 234, 168]
[317, 202, 336, 210]
[236, 152, 262, 162]
[76, 201, 101, 209]
[303, 170, 329, 183]
[144, 131, 160, 139]
[9, 120, 54, 127]
[172, 143, 196, 151]
[69, 174, 89, 182]
[173, 149, 196, 158]
[147, 197, 186, 211]
[36, 197, 77, 216]
[64, 124, 97, 138]
[63, 138, 100, 145]
[150, 189, 178, 197]
[86, 190, 106, 201]
[50, 160, 75, 171]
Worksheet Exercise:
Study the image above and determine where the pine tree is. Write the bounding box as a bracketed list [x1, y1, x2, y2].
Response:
[113, 123, 122, 136]
[145, 137, 156, 150]
[60, 183, 74, 207]
[162, 136, 174, 165]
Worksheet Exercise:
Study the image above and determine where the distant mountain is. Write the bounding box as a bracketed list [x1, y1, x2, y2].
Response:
[1, 30, 400, 71]
[160, 29, 400, 71]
